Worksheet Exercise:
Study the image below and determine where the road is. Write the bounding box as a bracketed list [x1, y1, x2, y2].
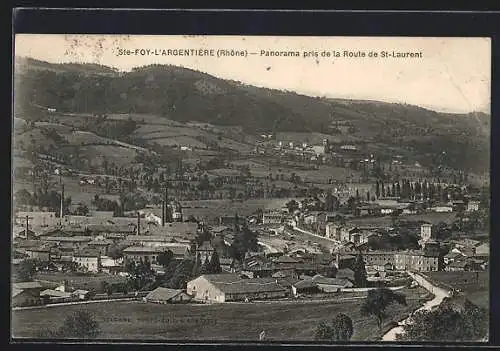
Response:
[258, 240, 279, 253]
[13, 297, 138, 311]
[381, 272, 451, 341]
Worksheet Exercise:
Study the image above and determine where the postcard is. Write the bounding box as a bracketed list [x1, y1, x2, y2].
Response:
[11, 34, 490, 343]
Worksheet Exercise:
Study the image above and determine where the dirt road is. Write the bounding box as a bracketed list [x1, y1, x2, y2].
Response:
[382, 272, 451, 341]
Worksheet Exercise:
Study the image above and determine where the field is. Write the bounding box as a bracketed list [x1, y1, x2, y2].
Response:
[348, 213, 458, 227]
[177, 198, 294, 220]
[423, 271, 489, 309]
[12, 287, 430, 341]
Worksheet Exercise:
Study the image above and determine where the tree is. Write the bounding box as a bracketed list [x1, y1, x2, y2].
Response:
[352, 253, 367, 288]
[158, 250, 174, 268]
[107, 245, 124, 260]
[56, 310, 101, 339]
[397, 299, 488, 342]
[18, 259, 37, 282]
[332, 313, 354, 341]
[315, 320, 336, 341]
[314, 314, 354, 341]
[324, 192, 338, 212]
[361, 288, 407, 330]
[208, 250, 222, 274]
[200, 257, 211, 275]
[286, 199, 299, 213]
[191, 253, 202, 277]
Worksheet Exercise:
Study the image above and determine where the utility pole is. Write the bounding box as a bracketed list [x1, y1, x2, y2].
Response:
[25, 215, 29, 239]
[59, 172, 64, 225]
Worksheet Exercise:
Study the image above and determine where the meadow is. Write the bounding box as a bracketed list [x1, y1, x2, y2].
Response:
[12, 287, 430, 341]
[423, 271, 489, 309]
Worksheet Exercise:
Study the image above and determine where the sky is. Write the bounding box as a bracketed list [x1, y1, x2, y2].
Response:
[14, 35, 491, 114]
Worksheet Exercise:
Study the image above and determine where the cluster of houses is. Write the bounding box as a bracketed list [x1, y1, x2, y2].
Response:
[13, 209, 199, 274]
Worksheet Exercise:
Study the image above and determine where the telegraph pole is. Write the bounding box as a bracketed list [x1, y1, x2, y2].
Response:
[59, 171, 64, 225]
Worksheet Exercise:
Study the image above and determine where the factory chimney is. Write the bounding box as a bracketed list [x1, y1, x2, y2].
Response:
[161, 192, 165, 227]
[25, 215, 29, 240]
[60, 182, 65, 223]
[137, 212, 141, 236]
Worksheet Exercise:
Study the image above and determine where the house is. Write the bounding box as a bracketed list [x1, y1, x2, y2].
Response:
[87, 239, 114, 256]
[336, 268, 355, 282]
[187, 274, 288, 303]
[219, 258, 236, 272]
[362, 250, 396, 267]
[42, 236, 92, 250]
[72, 289, 91, 300]
[144, 287, 192, 304]
[394, 250, 439, 272]
[25, 245, 53, 262]
[291, 279, 321, 296]
[124, 235, 191, 249]
[72, 249, 101, 273]
[466, 200, 480, 212]
[312, 275, 354, 292]
[430, 205, 453, 213]
[444, 252, 465, 265]
[262, 211, 284, 225]
[474, 242, 489, 258]
[210, 225, 232, 237]
[15, 228, 36, 240]
[40, 289, 72, 303]
[123, 245, 189, 265]
[445, 260, 471, 272]
[196, 241, 215, 261]
[12, 282, 45, 306]
[325, 223, 341, 240]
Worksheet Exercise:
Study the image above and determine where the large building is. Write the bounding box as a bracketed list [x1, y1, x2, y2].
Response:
[123, 245, 189, 265]
[72, 249, 101, 273]
[362, 251, 396, 267]
[394, 250, 439, 272]
[187, 274, 288, 303]
[262, 211, 284, 225]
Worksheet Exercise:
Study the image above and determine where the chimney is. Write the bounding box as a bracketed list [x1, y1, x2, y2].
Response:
[25, 215, 29, 239]
[60, 183, 65, 221]
[137, 212, 141, 236]
[336, 252, 341, 269]
[161, 193, 165, 227]
[164, 186, 169, 224]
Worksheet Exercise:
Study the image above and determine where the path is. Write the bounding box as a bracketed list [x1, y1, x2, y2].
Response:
[13, 298, 138, 311]
[258, 240, 279, 254]
[381, 272, 451, 341]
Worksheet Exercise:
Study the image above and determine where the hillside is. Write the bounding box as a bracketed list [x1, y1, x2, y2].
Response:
[13, 57, 490, 173]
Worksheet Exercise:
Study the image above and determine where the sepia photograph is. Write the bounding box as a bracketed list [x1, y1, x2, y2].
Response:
[11, 34, 490, 343]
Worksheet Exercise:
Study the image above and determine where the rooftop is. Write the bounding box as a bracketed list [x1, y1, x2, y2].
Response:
[199, 274, 287, 294]
[13, 282, 44, 290]
[145, 287, 185, 301]
[123, 245, 188, 256]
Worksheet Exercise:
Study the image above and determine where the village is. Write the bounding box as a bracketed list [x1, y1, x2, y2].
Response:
[12, 171, 489, 309]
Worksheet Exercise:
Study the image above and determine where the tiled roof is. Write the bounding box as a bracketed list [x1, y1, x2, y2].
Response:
[13, 282, 44, 290]
[74, 249, 101, 258]
[40, 289, 71, 298]
[201, 274, 287, 294]
[145, 287, 185, 301]
[312, 275, 352, 286]
[293, 279, 318, 290]
[43, 236, 92, 242]
[123, 245, 188, 256]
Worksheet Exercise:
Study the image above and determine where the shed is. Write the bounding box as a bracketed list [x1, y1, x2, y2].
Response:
[144, 287, 192, 304]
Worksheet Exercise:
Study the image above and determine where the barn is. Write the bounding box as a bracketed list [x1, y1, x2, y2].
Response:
[144, 287, 192, 304]
[187, 274, 287, 303]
